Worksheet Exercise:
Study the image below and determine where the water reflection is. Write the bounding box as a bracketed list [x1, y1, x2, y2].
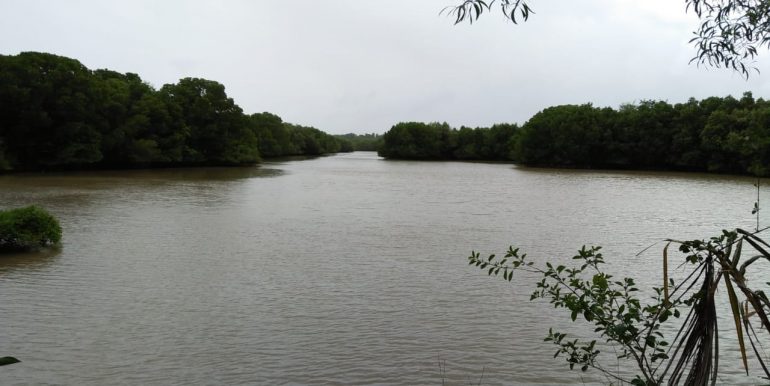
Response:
[513, 164, 768, 184]
[0, 166, 284, 212]
[0, 165, 283, 185]
[0, 248, 61, 273]
[107, 166, 284, 181]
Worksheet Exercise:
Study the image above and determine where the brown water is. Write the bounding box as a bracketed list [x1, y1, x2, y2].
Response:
[0, 152, 766, 385]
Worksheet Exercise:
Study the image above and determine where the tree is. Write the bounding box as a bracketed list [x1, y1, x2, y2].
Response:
[0, 52, 103, 169]
[0, 52, 351, 172]
[453, 126, 484, 160]
[613, 101, 677, 169]
[377, 95, 770, 175]
[513, 104, 612, 167]
[92, 70, 185, 166]
[334, 133, 383, 152]
[159, 78, 259, 164]
[378, 122, 455, 160]
[445, 0, 770, 76]
[483, 123, 519, 160]
[250, 112, 289, 157]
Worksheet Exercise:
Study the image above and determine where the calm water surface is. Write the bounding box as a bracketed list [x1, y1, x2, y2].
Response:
[0, 152, 767, 385]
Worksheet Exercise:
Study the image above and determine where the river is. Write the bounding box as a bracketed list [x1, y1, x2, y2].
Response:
[0, 151, 767, 385]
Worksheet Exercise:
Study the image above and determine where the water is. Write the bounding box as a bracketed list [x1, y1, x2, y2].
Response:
[0, 152, 767, 385]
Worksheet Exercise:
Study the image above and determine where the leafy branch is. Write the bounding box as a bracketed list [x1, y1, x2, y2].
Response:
[444, 0, 770, 77]
[442, 0, 533, 25]
[469, 228, 770, 384]
[687, 0, 770, 77]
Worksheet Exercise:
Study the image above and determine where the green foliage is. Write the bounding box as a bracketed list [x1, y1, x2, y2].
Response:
[334, 133, 383, 152]
[160, 78, 259, 164]
[379, 122, 455, 160]
[0, 206, 62, 252]
[515, 94, 770, 175]
[0, 52, 103, 169]
[469, 245, 678, 383]
[245, 112, 348, 157]
[379, 94, 770, 176]
[0, 52, 348, 171]
[379, 122, 518, 161]
[445, 0, 770, 77]
[249, 112, 291, 157]
[93, 70, 187, 166]
[514, 104, 613, 167]
[286, 123, 344, 156]
[469, 228, 770, 384]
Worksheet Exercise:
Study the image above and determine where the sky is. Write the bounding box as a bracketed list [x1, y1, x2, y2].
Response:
[1, 0, 768, 134]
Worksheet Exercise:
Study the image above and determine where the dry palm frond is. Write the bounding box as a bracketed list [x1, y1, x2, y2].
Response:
[668, 260, 718, 386]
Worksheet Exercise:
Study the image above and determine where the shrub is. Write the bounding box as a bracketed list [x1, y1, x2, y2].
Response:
[0, 206, 62, 252]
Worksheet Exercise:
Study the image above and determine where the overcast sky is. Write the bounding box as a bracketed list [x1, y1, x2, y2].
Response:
[1, 0, 768, 134]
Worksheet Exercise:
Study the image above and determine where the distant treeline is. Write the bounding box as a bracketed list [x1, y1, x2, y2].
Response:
[378, 93, 770, 176]
[0, 52, 349, 171]
[334, 133, 383, 151]
[379, 122, 517, 161]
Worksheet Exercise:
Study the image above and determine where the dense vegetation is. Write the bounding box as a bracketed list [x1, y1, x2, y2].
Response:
[0, 206, 61, 252]
[0, 52, 348, 171]
[334, 133, 382, 152]
[378, 122, 517, 161]
[379, 93, 770, 176]
[249, 112, 349, 158]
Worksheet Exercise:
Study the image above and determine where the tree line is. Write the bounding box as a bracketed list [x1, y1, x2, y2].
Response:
[0, 52, 350, 171]
[378, 93, 770, 176]
[378, 122, 518, 161]
[334, 133, 382, 152]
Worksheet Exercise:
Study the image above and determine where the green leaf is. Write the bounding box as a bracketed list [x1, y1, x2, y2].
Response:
[645, 336, 656, 348]
[592, 274, 608, 290]
[723, 272, 749, 375]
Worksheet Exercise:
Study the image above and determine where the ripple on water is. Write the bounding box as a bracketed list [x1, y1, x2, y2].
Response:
[0, 153, 767, 385]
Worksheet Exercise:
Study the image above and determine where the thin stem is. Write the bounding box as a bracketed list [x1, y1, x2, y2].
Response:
[757, 178, 761, 232]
